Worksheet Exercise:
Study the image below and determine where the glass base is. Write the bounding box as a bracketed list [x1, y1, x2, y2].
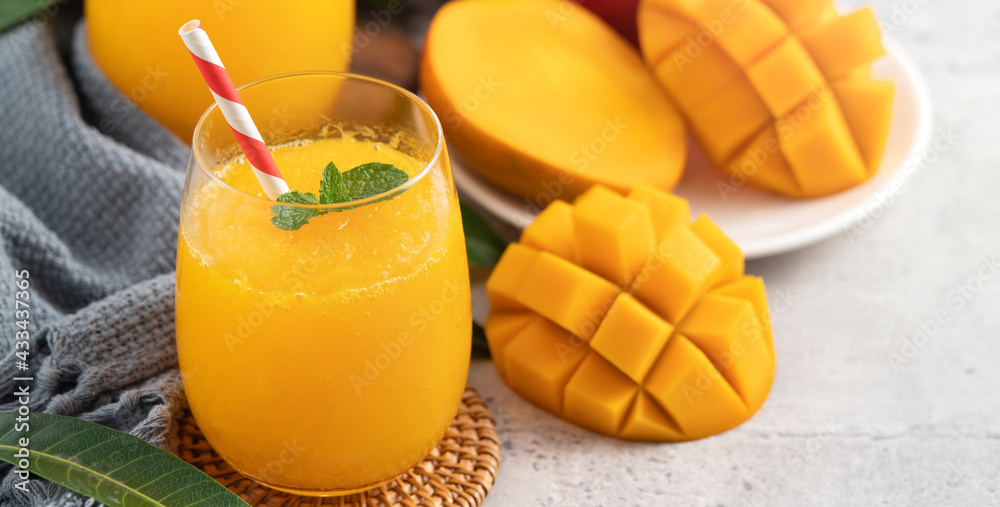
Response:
[230, 463, 400, 497]
[254, 476, 396, 497]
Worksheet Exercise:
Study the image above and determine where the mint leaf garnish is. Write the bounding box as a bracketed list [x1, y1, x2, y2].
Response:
[319, 162, 346, 204]
[271, 191, 320, 231]
[341, 162, 410, 200]
[270, 160, 409, 231]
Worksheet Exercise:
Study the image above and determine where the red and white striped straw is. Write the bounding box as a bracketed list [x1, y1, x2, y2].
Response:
[178, 20, 289, 200]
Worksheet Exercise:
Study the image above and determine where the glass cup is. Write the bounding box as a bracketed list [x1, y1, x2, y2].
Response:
[175, 72, 471, 495]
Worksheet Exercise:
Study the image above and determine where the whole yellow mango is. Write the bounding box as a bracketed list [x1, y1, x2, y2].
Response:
[86, 0, 354, 141]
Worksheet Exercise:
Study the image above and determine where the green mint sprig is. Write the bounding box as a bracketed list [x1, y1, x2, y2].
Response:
[271, 161, 409, 231]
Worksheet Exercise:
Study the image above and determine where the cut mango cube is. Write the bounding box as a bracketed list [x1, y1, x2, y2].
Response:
[759, 0, 836, 32]
[648, 0, 735, 20]
[679, 293, 775, 410]
[844, 63, 872, 80]
[521, 200, 575, 261]
[563, 353, 638, 436]
[516, 251, 619, 340]
[746, 37, 826, 117]
[724, 127, 802, 197]
[639, 0, 893, 198]
[709, 1, 788, 66]
[485, 243, 538, 311]
[799, 8, 885, 80]
[779, 91, 868, 197]
[484, 312, 539, 378]
[688, 79, 770, 163]
[644, 334, 748, 439]
[833, 79, 895, 173]
[572, 186, 656, 285]
[590, 293, 674, 383]
[485, 185, 775, 441]
[630, 226, 721, 324]
[637, 6, 697, 67]
[502, 317, 589, 415]
[620, 391, 684, 441]
[627, 186, 690, 242]
[713, 276, 774, 355]
[650, 44, 743, 115]
[689, 214, 743, 288]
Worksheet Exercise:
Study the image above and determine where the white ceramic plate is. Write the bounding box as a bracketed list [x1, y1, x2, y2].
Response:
[450, 38, 934, 259]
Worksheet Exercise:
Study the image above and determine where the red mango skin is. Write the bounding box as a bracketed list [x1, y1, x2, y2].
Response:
[574, 0, 641, 47]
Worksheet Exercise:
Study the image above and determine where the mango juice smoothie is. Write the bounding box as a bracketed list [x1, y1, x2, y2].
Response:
[175, 133, 471, 494]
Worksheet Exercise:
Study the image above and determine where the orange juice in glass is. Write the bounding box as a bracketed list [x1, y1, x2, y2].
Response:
[175, 72, 471, 495]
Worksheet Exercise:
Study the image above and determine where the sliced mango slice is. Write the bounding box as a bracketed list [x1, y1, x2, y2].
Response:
[485, 185, 776, 441]
[639, 0, 894, 198]
[421, 0, 686, 201]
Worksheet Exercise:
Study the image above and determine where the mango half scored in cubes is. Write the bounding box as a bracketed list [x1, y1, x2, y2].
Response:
[485, 185, 775, 441]
[638, 0, 895, 198]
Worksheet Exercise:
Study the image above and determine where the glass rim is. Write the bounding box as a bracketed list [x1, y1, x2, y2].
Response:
[190, 71, 444, 210]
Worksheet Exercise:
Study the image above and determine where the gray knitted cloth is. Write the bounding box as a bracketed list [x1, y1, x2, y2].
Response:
[0, 20, 190, 506]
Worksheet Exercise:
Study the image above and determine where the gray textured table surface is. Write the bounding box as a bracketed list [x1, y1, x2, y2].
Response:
[466, 1, 1000, 505]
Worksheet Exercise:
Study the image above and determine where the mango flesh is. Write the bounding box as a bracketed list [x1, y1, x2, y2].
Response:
[485, 185, 775, 441]
[421, 0, 687, 202]
[638, 0, 895, 198]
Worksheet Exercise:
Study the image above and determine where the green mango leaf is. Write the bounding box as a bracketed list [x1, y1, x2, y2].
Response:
[0, 412, 249, 506]
[472, 322, 491, 358]
[0, 0, 58, 34]
[461, 202, 506, 267]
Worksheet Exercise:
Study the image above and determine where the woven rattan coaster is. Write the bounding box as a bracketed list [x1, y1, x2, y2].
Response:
[177, 387, 500, 506]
